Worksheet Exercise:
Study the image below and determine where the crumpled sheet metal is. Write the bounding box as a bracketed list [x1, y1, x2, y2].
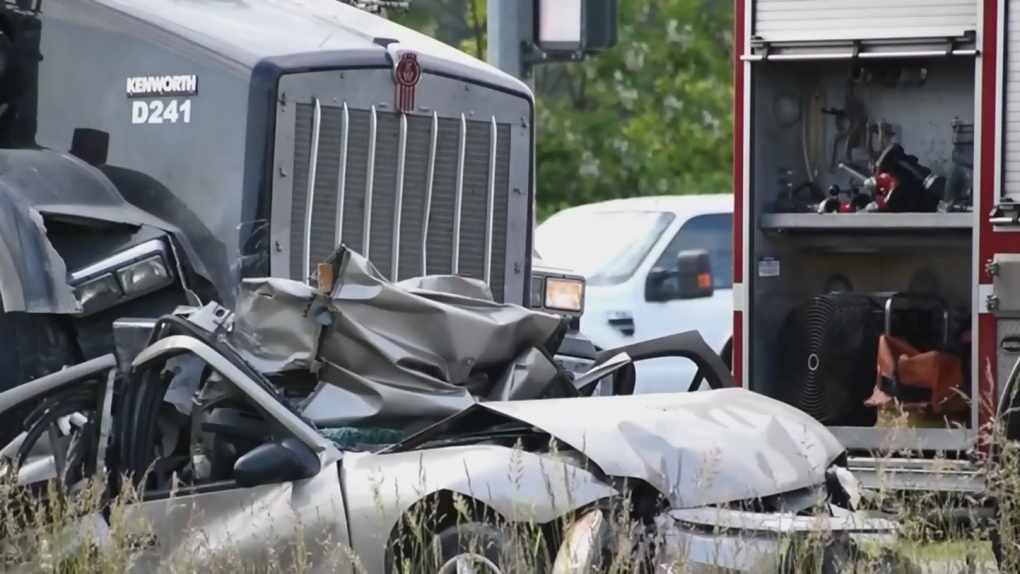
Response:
[478, 388, 846, 508]
[0, 192, 80, 313]
[229, 249, 564, 427]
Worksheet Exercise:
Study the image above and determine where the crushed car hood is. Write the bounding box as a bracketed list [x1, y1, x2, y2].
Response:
[401, 389, 845, 508]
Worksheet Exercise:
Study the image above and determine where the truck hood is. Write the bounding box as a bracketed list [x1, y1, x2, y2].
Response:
[404, 389, 845, 508]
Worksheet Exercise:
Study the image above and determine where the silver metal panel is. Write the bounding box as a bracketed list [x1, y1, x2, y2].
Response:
[992, 254, 1020, 310]
[760, 213, 973, 231]
[752, 0, 977, 44]
[828, 426, 973, 452]
[1005, 1, 1020, 201]
[847, 456, 985, 494]
[271, 68, 530, 304]
[997, 319, 1020, 401]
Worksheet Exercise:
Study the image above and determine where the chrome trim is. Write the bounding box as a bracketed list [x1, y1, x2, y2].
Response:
[69, 239, 171, 284]
[363, 105, 378, 258]
[334, 103, 350, 250]
[302, 98, 322, 283]
[392, 114, 408, 279]
[421, 111, 439, 274]
[742, 49, 978, 62]
[452, 113, 467, 273]
[484, 116, 498, 284]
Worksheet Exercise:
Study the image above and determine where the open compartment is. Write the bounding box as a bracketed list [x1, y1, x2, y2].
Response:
[747, 56, 977, 452]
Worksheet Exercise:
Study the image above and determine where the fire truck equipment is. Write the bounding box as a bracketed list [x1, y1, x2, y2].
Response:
[772, 293, 881, 426]
[940, 118, 975, 213]
[850, 63, 928, 88]
[772, 291, 960, 429]
[874, 144, 946, 212]
[864, 333, 969, 421]
[821, 83, 868, 172]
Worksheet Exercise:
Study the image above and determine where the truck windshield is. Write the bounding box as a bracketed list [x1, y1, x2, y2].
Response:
[535, 210, 675, 285]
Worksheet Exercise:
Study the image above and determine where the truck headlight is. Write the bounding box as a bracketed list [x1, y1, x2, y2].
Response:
[74, 275, 123, 312]
[70, 239, 176, 315]
[545, 277, 585, 312]
[116, 255, 171, 294]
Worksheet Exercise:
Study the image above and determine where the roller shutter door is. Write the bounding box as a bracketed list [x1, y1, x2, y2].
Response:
[1006, 1, 1020, 201]
[752, 0, 977, 45]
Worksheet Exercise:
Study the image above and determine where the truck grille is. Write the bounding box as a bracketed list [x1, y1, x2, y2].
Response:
[289, 101, 511, 301]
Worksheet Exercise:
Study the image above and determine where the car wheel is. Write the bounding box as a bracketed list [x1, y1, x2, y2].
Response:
[413, 522, 550, 574]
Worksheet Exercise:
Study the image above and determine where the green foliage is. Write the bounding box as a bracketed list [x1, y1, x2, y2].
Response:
[392, 0, 734, 220]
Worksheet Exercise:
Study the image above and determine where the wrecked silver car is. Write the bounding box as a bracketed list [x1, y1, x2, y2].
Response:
[0, 249, 911, 573]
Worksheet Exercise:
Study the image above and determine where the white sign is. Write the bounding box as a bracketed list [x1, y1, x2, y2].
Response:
[132, 99, 192, 124]
[757, 256, 780, 278]
[126, 75, 198, 98]
[536, 0, 583, 47]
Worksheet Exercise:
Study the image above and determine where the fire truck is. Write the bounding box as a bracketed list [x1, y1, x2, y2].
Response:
[730, 0, 1020, 513]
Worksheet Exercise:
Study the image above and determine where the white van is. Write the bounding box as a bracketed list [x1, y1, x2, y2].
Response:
[535, 194, 733, 393]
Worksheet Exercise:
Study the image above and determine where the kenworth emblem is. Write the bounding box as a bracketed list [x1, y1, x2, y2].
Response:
[394, 52, 422, 113]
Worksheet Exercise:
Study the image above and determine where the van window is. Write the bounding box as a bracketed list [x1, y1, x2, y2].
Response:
[651, 213, 732, 289]
[535, 210, 676, 286]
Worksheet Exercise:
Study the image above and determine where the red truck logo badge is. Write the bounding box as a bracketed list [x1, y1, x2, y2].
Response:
[394, 52, 422, 113]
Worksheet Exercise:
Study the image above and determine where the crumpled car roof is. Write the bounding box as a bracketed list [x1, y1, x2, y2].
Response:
[228, 247, 566, 427]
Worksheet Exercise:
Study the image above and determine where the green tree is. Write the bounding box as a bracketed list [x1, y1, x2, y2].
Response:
[392, 0, 734, 221]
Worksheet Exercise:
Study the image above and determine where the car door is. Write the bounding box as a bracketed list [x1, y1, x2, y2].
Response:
[115, 336, 351, 573]
[0, 355, 119, 573]
[631, 212, 733, 393]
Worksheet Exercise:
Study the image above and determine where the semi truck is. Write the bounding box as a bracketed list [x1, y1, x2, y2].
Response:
[0, 0, 594, 408]
[730, 0, 1020, 519]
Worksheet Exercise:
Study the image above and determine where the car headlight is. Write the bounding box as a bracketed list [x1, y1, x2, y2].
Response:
[545, 277, 585, 312]
[70, 239, 176, 315]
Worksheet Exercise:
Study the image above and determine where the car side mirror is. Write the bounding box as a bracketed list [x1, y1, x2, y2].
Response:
[644, 249, 714, 302]
[233, 438, 321, 488]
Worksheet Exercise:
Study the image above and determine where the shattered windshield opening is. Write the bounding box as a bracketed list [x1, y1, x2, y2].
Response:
[535, 210, 675, 285]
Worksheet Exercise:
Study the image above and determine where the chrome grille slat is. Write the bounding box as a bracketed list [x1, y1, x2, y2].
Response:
[363, 105, 378, 259]
[333, 103, 350, 250]
[391, 114, 408, 279]
[452, 113, 466, 273]
[458, 120, 494, 282]
[421, 111, 439, 275]
[484, 116, 497, 285]
[299, 99, 322, 283]
[289, 102, 511, 301]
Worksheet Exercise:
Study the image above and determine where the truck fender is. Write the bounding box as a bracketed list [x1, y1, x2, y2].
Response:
[0, 187, 80, 314]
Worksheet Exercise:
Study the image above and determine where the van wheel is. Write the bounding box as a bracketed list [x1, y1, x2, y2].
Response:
[0, 300, 78, 441]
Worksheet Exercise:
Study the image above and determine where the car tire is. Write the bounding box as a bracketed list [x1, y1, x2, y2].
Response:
[0, 300, 78, 441]
[413, 522, 550, 574]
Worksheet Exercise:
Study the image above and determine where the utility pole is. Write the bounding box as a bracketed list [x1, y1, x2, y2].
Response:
[486, 0, 529, 80]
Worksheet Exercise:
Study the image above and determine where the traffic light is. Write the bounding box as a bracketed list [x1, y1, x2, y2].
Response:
[532, 0, 618, 56]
